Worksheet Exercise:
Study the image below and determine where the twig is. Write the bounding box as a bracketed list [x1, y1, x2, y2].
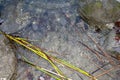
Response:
[91, 62, 113, 78]
[82, 53, 114, 78]
[95, 65, 120, 78]
[87, 34, 115, 65]
[78, 41, 102, 61]
[91, 63, 109, 74]
[77, 73, 84, 80]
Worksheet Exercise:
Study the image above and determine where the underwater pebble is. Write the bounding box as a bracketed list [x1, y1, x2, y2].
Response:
[27, 72, 34, 80]
[38, 76, 45, 80]
[50, 78, 55, 80]
[32, 21, 38, 31]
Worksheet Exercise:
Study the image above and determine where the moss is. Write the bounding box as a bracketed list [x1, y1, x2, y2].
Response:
[81, 1, 102, 15]
[82, 4, 93, 15]
[112, 4, 120, 13]
[94, 1, 102, 8]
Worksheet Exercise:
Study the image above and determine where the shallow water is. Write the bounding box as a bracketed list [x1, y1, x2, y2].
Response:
[0, 0, 120, 80]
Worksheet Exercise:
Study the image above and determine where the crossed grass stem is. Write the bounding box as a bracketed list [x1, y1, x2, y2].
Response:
[0, 30, 96, 80]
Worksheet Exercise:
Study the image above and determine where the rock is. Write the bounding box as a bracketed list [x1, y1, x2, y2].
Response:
[79, 0, 120, 29]
[0, 0, 31, 33]
[0, 35, 16, 80]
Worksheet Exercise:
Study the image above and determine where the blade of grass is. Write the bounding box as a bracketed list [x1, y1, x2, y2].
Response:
[20, 56, 62, 80]
[48, 55, 97, 79]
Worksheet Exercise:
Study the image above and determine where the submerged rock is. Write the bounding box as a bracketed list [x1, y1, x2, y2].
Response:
[0, 0, 31, 33]
[79, 0, 120, 29]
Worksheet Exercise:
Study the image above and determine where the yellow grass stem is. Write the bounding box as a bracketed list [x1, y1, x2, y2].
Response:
[21, 56, 68, 80]
[48, 55, 93, 78]
[0, 30, 64, 78]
